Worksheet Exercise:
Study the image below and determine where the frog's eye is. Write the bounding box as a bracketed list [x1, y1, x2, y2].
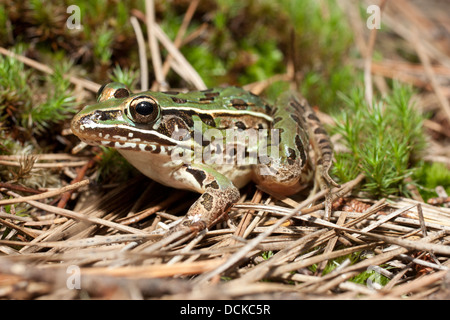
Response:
[97, 83, 131, 102]
[128, 96, 160, 124]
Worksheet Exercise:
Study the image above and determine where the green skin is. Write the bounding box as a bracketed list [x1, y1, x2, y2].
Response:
[71, 82, 337, 235]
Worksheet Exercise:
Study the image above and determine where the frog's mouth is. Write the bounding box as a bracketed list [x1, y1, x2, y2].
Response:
[71, 111, 191, 152]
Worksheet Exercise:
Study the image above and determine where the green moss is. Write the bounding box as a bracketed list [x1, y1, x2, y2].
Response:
[332, 83, 426, 197]
[0, 46, 75, 134]
[414, 162, 450, 202]
[95, 147, 137, 183]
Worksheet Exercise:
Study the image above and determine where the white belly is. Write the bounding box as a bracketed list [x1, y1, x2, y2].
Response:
[118, 149, 253, 192]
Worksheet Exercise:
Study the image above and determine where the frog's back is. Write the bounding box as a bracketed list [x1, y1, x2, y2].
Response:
[153, 87, 271, 114]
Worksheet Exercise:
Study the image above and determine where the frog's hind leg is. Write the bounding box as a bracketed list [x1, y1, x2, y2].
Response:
[253, 92, 339, 216]
[292, 94, 340, 219]
[253, 91, 315, 196]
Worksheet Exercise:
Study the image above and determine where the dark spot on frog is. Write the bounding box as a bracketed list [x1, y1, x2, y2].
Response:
[151, 145, 161, 154]
[205, 92, 220, 98]
[307, 113, 320, 122]
[164, 117, 190, 137]
[290, 100, 306, 112]
[199, 114, 216, 127]
[230, 98, 248, 110]
[314, 127, 327, 135]
[286, 147, 297, 165]
[186, 166, 207, 186]
[206, 181, 219, 189]
[114, 88, 130, 99]
[162, 90, 180, 95]
[235, 121, 247, 130]
[295, 134, 307, 166]
[172, 111, 194, 127]
[202, 138, 211, 147]
[171, 97, 187, 104]
[94, 110, 120, 121]
[290, 114, 304, 127]
[200, 193, 214, 211]
[273, 117, 282, 125]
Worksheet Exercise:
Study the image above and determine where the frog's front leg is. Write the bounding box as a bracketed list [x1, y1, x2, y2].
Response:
[167, 163, 240, 235]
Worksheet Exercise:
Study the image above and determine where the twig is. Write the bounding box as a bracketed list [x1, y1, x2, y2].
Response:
[145, 0, 165, 89]
[413, 32, 450, 125]
[130, 16, 149, 91]
[0, 47, 100, 92]
[132, 9, 207, 90]
[5, 190, 147, 235]
[193, 174, 365, 285]
[0, 160, 88, 168]
[380, 270, 448, 298]
[232, 189, 263, 241]
[0, 179, 90, 205]
[0, 182, 44, 194]
[0, 234, 155, 248]
[364, 0, 386, 106]
[316, 211, 348, 274]
[161, 0, 200, 78]
[118, 192, 184, 225]
[57, 158, 97, 208]
[0, 218, 38, 239]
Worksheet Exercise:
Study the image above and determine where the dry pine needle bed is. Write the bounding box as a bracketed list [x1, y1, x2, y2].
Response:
[0, 166, 449, 299]
[1, 0, 450, 300]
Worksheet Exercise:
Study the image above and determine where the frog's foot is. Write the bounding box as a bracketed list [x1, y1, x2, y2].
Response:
[166, 186, 239, 237]
[164, 164, 240, 238]
[315, 159, 340, 220]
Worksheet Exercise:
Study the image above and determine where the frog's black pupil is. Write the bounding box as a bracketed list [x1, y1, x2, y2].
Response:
[135, 101, 154, 116]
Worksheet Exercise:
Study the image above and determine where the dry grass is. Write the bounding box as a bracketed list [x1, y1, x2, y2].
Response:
[0, 0, 450, 299]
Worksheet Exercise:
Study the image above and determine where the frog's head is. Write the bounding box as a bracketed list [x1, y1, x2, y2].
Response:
[71, 82, 179, 151]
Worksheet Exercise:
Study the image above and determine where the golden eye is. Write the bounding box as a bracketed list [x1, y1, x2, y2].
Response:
[128, 96, 160, 124]
[97, 83, 131, 102]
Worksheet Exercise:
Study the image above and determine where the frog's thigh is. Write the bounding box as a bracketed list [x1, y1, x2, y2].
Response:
[253, 157, 313, 196]
[253, 92, 314, 196]
[170, 164, 240, 233]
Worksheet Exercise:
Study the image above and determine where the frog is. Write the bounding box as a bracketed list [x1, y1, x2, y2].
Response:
[71, 83, 338, 236]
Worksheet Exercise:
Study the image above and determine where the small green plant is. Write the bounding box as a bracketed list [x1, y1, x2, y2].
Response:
[351, 266, 391, 288]
[332, 83, 426, 197]
[0, 46, 32, 120]
[0, 46, 76, 136]
[93, 24, 114, 66]
[109, 64, 138, 90]
[414, 162, 450, 202]
[23, 61, 76, 133]
[95, 146, 137, 183]
[262, 251, 274, 260]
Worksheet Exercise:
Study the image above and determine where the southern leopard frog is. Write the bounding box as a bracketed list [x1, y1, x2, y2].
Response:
[71, 83, 338, 234]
